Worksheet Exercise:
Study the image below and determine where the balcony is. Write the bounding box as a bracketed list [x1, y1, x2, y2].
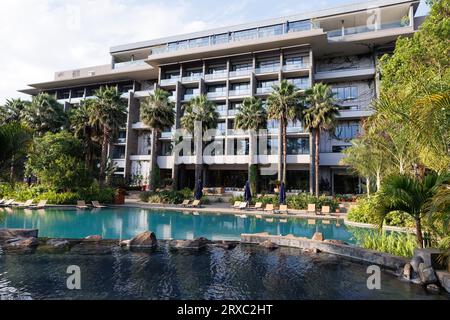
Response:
[227, 109, 238, 117]
[182, 74, 203, 83]
[282, 63, 309, 72]
[160, 77, 181, 86]
[256, 87, 274, 95]
[114, 59, 147, 69]
[205, 71, 228, 81]
[207, 91, 227, 99]
[183, 94, 199, 101]
[286, 126, 305, 134]
[229, 70, 252, 78]
[326, 21, 410, 40]
[255, 65, 280, 75]
[314, 67, 376, 82]
[229, 89, 251, 97]
[319, 153, 346, 166]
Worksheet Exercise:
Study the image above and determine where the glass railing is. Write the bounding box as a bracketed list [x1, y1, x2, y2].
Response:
[114, 59, 147, 69]
[205, 71, 228, 80]
[161, 131, 174, 139]
[229, 89, 251, 96]
[282, 63, 309, 71]
[160, 77, 181, 85]
[228, 109, 238, 116]
[255, 65, 280, 74]
[182, 74, 203, 82]
[256, 87, 274, 94]
[183, 94, 199, 101]
[229, 70, 252, 78]
[327, 21, 406, 38]
[207, 92, 227, 99]
[287, 126, 304, 133]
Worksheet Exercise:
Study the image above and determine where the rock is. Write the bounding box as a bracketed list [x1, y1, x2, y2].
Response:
[418, 262, 438, 285]
[85, 235, 103, 241]
[304, 248, 320, 254]
[410, 256, 423, 273]
[46, 239, 70, 248]
[414, 248, 444, 269]
[169, 237, 209, 251]
[260, 241, 279, 250]
[426, 284, 441, 294]
[312, 232, 324, 242]
[129, 231, 157, 248]
[3, 237, 39, 249]
[402, 263, 412, 281]
[324, 240, 348, 246]
[70, 241, 112, 255]
[436, 271, 450, 293]
[120, 240, 131, 247]
[0, 229, 39, 240]
[215, 241, 237, 250]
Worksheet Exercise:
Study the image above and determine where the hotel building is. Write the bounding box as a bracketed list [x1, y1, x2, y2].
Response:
[20, 0, 423, 194]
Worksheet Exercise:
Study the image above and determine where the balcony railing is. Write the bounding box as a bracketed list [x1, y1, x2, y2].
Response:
[255, 65, 280, 74]
[161, 131, 173, 139]
[182, 74, 203, 82]
[227, 109, 238, 116]
[327, 21, 407, 39]
[217, 109, 228, 117]
[282, 63, 309, 72]
[229, 70, 252, 78]
[205, 71, 228, 80]
[229, 89, 251, 96]
[160, 77, 181, 85]
[286, 126, 305, 134]
[183, 94, 199, 101]
[114, 59, 147, 69]
[207, 92, 227, 99]
[256, 87, 274, 94]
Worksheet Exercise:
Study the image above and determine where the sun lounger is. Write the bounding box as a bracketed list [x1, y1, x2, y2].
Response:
[307, 204, 317, 215]
[277, 205, 288, 214]
[77, 201, 89, 210]
[239, 202, 248, 210]
[16, 199, 34, 208]
[190, 200, 201, 208]
[250, 202, 263, 210]
[232, 201, 241, 209]
[181, 200, 191, 207]
[29, 200, 47, 209]
[92, 201, 106, 209]
[265, 204, 275, 213]
[0, 199, 5, 205]
[1, 199, 15, 207]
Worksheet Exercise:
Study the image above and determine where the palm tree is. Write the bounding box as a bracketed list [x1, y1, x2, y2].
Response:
[180, 95, 219, 184]
[88, 86, 127, 185]
[0, 98, 29, 123]
[69, 100, 101, 171]
[140, 88, 175, 190]
[267, 80, 302, 185]
[376, 173, 450, 248]
[303, 83, 339, 196]
[235, 97, 267, 193]
[21, 93, 67, 135]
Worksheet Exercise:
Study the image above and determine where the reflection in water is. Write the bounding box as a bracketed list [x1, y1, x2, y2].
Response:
[0, 245, 447, 300]
[1, 207, 359, 242]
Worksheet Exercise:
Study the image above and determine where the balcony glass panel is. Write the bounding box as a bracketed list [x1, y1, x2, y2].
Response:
[114, 59, 147, 69]
[189, 37, 210, 48]
[258, 24, 283, 38]
[233, 28, 258, 41]
[213, 33, 229, 45]
[288, 20, 313, 33]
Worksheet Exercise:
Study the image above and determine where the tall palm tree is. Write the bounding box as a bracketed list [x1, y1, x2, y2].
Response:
[21, 93, 67, 136]
[235, 97, 267, 193]
[69, 100, 101, 171]
[303, 83, 339, 196]
[0, 98, 29, 123]
[88, 86, 127, 185]
[377, 173, 450, 248]
[140, 88, 175, 190]
[267, 80, 302, 185]
[180, 95, 219, 184]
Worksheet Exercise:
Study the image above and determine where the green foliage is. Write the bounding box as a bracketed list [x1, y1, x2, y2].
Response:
[180, 95, 219, 133]
[352, 230, 417, 258]
[21, 93, 67, 135]
[140, 88, 175, 132]
[235, 97, 267, 131]
[150, 164, 161, 190]
[147, 190, 184, 204]
[26, 131, 92, 190]
[0, 98, 29, 123]
[0, 183, 115, 205]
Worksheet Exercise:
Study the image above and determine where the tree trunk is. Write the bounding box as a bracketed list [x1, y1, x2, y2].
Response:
[314, 129, 320, 196]
[415, 218, 424, 249]
[282, 119, 288, 185]
[149, 129, 159, 191]
[100, 127, 109, 185]
[309, 131, 315, 195]
[376, 169, 381, 192]
[277, 120, 283, 182]
[10, 154, 15, 184]
[366, 176, 371, 197]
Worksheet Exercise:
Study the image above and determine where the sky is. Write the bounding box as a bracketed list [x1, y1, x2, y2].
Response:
[0, 0, 430, 104]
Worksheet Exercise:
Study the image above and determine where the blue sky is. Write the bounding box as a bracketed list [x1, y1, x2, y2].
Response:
[0, 0, 429, 103]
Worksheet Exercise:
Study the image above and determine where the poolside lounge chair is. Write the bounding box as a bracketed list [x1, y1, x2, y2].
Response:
[16, 199, 34, 209]
[277, 205, 289, 215]
[265, 204, 275, 213]
[249, 202, 263, 211]
[76, 201, 89, 210]
[0, 199, 5, 205]
[321, 206, 331, 215]
[29, 200, 47, 210]
[190, 200, 201, 208]
[0, 199, 15, 207]
[238, 202, 248, 210]
[232, 201, 241, 209]
[307, 204, 317, 215]
[181, 200, 191, 207]
[92, 201, 106, 209]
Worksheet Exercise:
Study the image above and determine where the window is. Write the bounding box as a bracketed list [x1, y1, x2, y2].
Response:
[332, 145, 350, 153]
[285, 55, 304, 65]
[217, 121, 226, 135]
[267, 138, 278, 154]
[164, 70, 180, 79]
[232, 62, 252, 71]
[208, 65, 227, 74]
[72, 89, 85, 98]
[286, 77, 309, 89]
[160, 142, 173, 156]
[234, 139, 249, 155]
[332, 86, 358, 100]
[184, 69, 202, 77]
[112, 146, 126, 159]
[207, 85, 226, 93]
[231, 83, 250, 90]
[334, 121, 361, 141]
[60, 91, 70, 99]
[258, 80, 278, 88]
[257, 59, 280, 69]
[216, 104, 227, 112]
[287, 138, 309, 155]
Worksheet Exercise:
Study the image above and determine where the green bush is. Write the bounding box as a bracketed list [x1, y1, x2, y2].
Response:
[139, 191, 152, 202]
[145, 190, 186, 205]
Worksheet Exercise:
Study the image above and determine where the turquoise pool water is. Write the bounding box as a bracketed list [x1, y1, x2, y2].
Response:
[0, 207, 356, 242]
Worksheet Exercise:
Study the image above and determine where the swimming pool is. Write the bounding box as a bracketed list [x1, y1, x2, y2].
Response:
[0, 207, 357, 243]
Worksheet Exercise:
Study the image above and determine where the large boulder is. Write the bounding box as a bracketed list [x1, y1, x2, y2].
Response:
[3, 237, 39, 250]
[129, 231, 157, 248]
[169, 237, 209, 251]
[324, 239, 348, 246]
[410, 256, 423, 273]
[260, 240, 279, 250]
[46, 239, 70, 248]
[402, 263, 412, 281]
[436, 271, 450, 293]
[214, 241, 237, 250]
[414, 248, 444, 269]
[0, 229, 38, 240]
[418, 262, 438, 285]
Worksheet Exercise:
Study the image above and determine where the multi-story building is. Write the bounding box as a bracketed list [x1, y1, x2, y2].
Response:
[20, 0, 422, 194]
